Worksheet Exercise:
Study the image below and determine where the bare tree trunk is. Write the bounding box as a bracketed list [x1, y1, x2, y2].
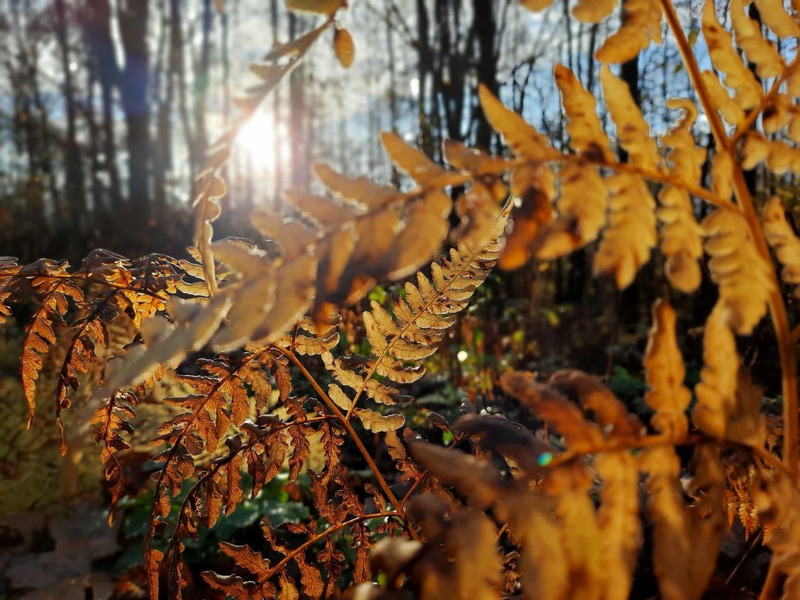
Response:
[472, 0, 497, 149]
[118, 0, 151, 224]
[84, 0, 123, 210]
[55, 0, 86, 234]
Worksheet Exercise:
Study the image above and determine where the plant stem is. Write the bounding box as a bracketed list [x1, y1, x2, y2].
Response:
[272, 344, 419, 540]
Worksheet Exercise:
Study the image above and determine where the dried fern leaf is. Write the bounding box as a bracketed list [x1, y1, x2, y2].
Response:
[477, 84, 556, 161]
[409, 441, 501, 509]
[95, 294, 232, 400]
[500, 371, 605, 451]
[658, 100, 705, 292]
[545, 465, 605, 600]
[593, 173, 657, 288]
[753, 0, 800, 38]
[453, 413, 557, 476]
[381, 131, 462, 188]
[595, 0, 662, 64]
[286, 0, 345, 15]
[20, 263, 84, 426]
[763, 195, 800, 296]
[599, 66, 660, 170]
[700, 70, 747, 127]
[546, 369, 643, 438]
[639, 445, 725, 600]
[730, 0, 785, 79]
[497, 489, 569, 600]
[572, 0, 616, 23]
[448, 509, 503, 600]
[751, 471, 800, 599]
[643, 299, 691, 437]
[554, 64, 613, 161]
[499, 165, 555, 270]
[336, 213, 506, 424]
[535, 161, 607, 259]
[692, 304, 766, 446]
[702, 208, 774, 334]
[702, 0, 762, 110]
[596, 452, 641, 600]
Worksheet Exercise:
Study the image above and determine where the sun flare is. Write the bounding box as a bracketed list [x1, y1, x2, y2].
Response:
[234, 109, 291, 172]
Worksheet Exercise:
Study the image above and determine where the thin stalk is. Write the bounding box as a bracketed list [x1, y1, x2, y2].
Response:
[272, 344, 419, 541]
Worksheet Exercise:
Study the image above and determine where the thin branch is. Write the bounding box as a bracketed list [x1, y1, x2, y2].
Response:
[271, 344, 419, 541]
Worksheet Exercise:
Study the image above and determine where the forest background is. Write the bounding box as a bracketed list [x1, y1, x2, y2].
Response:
[0, 0, 797, 598]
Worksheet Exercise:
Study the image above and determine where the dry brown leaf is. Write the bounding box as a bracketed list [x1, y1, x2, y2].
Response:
[555, 64, 613, 161]
[643, 299, 691, 437]
[534, 162, 607, 259]
[333, 27, 355, 68]
[595, 0, 662, 64]
[500, 371, 605, 451]
[286, 0, 345, 15]
[702, 208, 774, 334]
[703, 0, 762, 110]
[658, 100, 705, 293]
[763, 195, 800, 296]
[547, 369, 643, 438]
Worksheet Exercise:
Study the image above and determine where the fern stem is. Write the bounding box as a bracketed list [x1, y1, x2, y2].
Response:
[264, 511, 402, 581]
[272, 344, 419, 541]
[731, 54, 800, 147]
[659, 0, 798, 484]
[144, 347, 273, 592]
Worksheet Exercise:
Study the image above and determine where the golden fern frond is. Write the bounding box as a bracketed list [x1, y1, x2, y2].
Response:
[324, 212, 508, 434]
[643, 299, 691, 438]
[763, 196, 800, 295]
[90, 390, 138, 525]
[19, 259, 84, 427]
[730, 0, 784, 79]
[702, 0, 762, 112]
[555, 64, 613, 161]
[658, 100, 705, 292]
[595, 0, 662, 64]
[193, 21, 333, 297]
[702, 208, 774, 334]
[640, 444, 726, 600]
[692, 304, 766, 446]
[517, 0, 661, 64]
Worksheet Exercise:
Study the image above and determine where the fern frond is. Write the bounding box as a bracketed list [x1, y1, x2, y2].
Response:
[702, 208, 774, 334]
[643, 300, 691, 438]
[20, 260, 84, 427]
[656, 101, 706, 292]
[730, 0, 784, 79]
[595, 0, 662, 64]
[555, 64, 613, 161]
[329, 212, 508, 433]
[90, 390, 138, 525]
[692, 304, 766, 446]
[703, 0, 762, 110]
[763, 196, 800, 295]
[640, 444, 725, 600]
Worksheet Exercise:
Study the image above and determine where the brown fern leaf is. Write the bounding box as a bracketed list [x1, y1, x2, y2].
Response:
[639, 444, 726, 600]
[702, 208, 774, 335]
[692, 306, 767, 446]
[0, 257, 21, 324]
[327, 212, 508, 434]
[595, 0, 662, 64]
[658, 100, 705, 293]
[763, 196, 800, 296]
[20, 259, 84, 427]
[643, 299, 692, 438]
[703, 0, 762, 111]
[91, 390, 138, 525]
